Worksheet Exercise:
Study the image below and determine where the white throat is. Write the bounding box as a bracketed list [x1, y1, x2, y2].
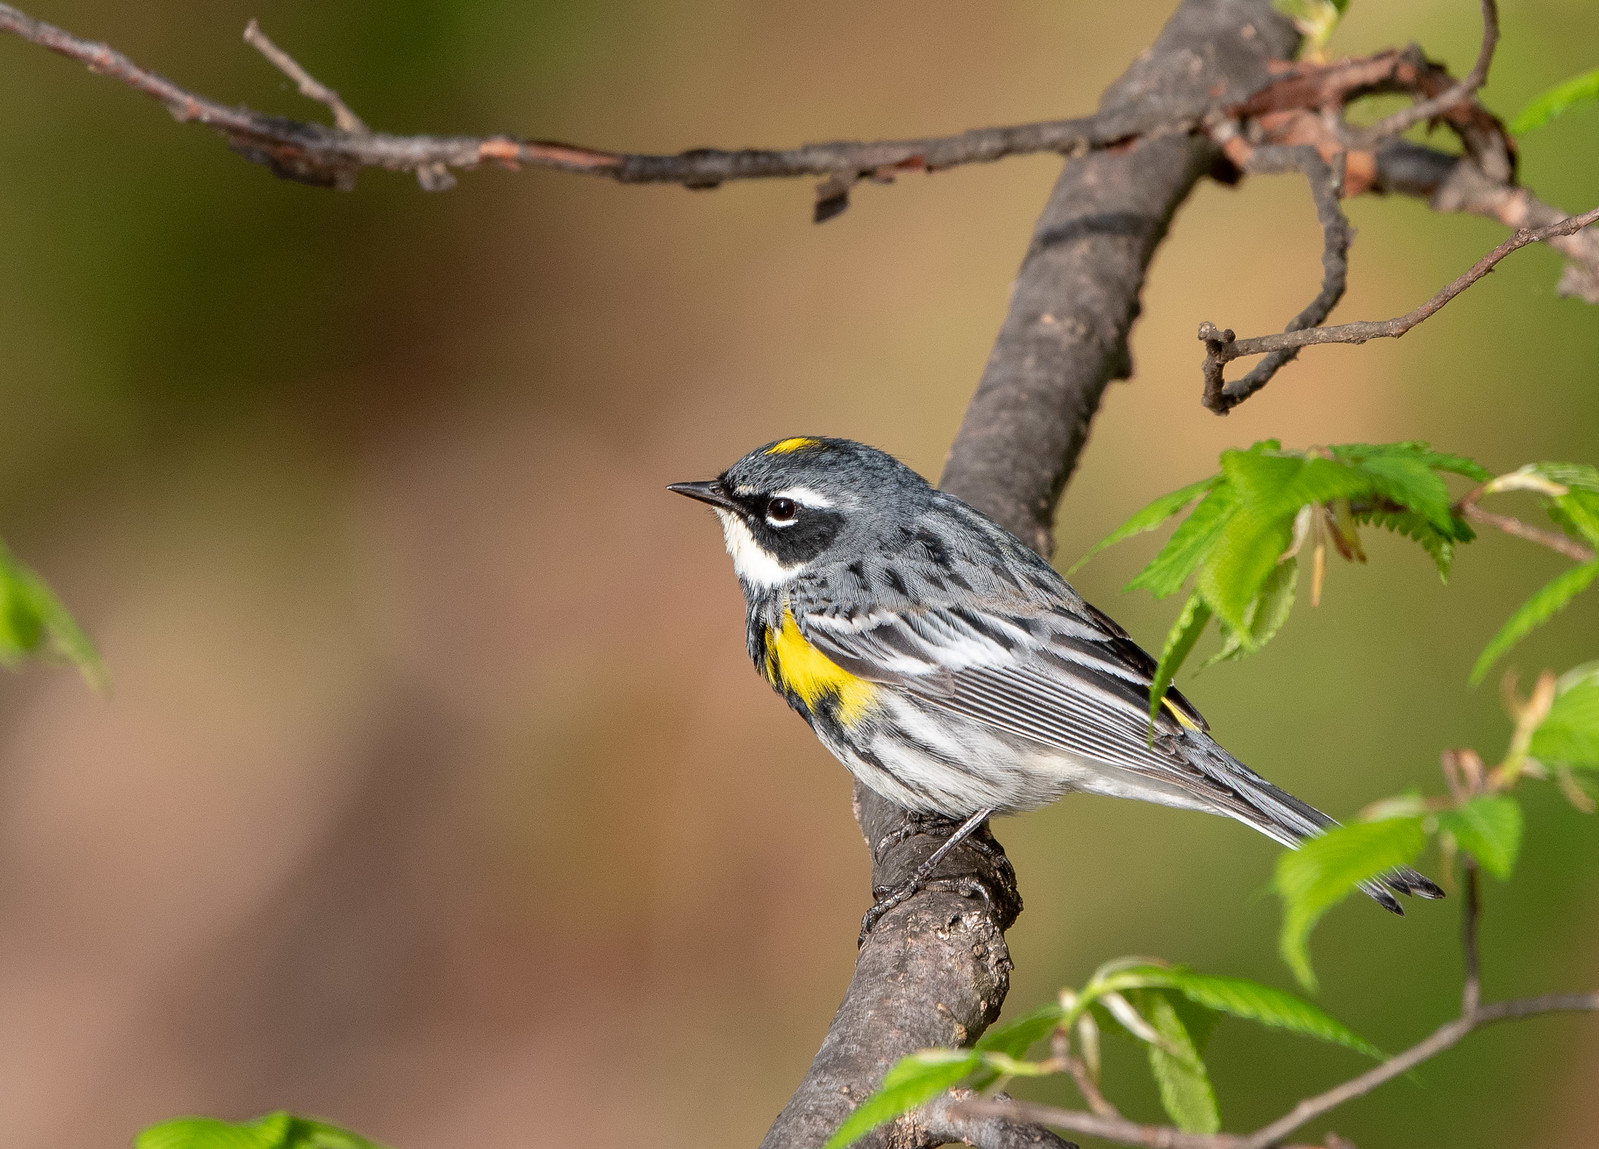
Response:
[716, 511, 805, 588]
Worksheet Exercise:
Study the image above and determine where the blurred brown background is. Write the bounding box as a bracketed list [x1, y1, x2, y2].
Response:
[1, 1, 1596, 1146]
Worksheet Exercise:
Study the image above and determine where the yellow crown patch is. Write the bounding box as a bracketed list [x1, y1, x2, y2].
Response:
[766, 437, 821, 455]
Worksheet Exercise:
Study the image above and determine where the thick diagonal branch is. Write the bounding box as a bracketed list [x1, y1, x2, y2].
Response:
[938, 0, 1297, 556]
[760, 4, 1300, 1148]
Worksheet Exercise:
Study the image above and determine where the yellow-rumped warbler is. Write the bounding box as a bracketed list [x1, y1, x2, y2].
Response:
[671, 437, 1442, 923]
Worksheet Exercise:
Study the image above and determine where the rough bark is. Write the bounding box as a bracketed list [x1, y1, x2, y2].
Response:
[759, 3, 1298, 1147]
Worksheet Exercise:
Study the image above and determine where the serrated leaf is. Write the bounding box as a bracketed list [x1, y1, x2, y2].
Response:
[1137, 990, 1220, 1134]
[824, 1050, 979, 1149]
[1222, 451, 1374, 520]
[975, 1001, 1068, 1057]
[1274, 818, 1427, 990]
[1113, 965, 1382, 1057]
[1201, 558, 1298, 669]
[1330, 442, 1489, 484]
[1149, 591, 1211, 725]
[1350, 455, 1454, 534]
[1354, 507, 1460, 580]
[1512, 66, 1599, 134]
[1530, 665, 1599, 769]
[1437, 796, 1523, 879]
[1471, 560, 1599, 685]
[1071, 476, 1221, 575]
[1127, 484, 1240, 599]
[1196, 509, 1296, 637]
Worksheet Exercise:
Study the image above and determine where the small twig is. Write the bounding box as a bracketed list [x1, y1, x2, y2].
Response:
[242, 19, 366, 134]
[919, 1091, 1080, 1149]
[1458, 505, 1597, 563]
[1199, 203, 1599, 401]
[1351, 0, 1499, 145]
[1066, 1056, 1122, 1120]
[1202, 145, 1352, 413]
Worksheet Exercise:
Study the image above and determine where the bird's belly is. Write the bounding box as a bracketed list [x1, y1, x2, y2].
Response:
[810, 691, 1071, 817]
[814, 691, 1219, 820]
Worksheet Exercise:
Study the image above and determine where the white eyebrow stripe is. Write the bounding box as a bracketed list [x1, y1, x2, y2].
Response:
[774, 486, 835, 509]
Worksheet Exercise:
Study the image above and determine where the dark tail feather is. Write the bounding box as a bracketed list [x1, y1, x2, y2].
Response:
[1198, 743, 1446, 913]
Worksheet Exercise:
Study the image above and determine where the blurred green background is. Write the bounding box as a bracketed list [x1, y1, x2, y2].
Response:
[0, 1, 1595, 1146]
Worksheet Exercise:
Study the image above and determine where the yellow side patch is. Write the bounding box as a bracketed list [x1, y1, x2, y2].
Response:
[765, 609, 876, 725]
[766, 437, 821, 455]
[1163, 695, 1201, 730]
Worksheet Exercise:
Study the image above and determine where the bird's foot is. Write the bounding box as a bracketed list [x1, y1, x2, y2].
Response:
[858, 807, 993, 946]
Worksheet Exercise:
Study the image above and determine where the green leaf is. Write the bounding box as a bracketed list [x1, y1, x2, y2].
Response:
[1437, 796, 1523, 880]
[1201, 558, 1298, 669]
[1222, 451, 1373, 519]
[1149, 591, 1211, 725]
[1351, 456, 1454, 534]
[1330, 442, 1489, 484]
[1549, 490, 1599, 548]
[1354, 507, 1460, 580]
[823, 1050, 979, 1149]
[1274, 818, 1427, 990]
[1273, 0, 1348, 53]
[976, 1001, 1069, 1057]
[1070, 476, 1221, 575]
[1138, 990, 1220, 1134]
[1528, 462, 1599, 494]
[0, 541, 105, 691]
[1196, 510, 1295, 637]
[1471, 560, 1599, 685]
[136, 1115, 291, 1149]
[1127, 484, 1239, 599]
[135, 1113, 387, 1149]
[1530, 665, 1599, 769]
[1114, 965, 1382, 1058]
[1512, 66, 1599, 134]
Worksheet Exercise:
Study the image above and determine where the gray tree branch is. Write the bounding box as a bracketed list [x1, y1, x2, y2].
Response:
[762, 3, 1299, 1147]
[6, 5, 1590, 1148]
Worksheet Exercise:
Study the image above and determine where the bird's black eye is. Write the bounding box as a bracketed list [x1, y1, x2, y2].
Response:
[766, 496, 797, 523]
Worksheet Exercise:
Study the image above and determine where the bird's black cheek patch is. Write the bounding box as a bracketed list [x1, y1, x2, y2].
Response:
[753, 510, 845, 565]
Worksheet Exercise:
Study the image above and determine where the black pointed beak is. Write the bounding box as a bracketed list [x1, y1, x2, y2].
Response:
[667, 480, 741, 512]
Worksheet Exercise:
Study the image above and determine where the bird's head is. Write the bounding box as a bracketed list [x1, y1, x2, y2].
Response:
[669, 437, 931, 588]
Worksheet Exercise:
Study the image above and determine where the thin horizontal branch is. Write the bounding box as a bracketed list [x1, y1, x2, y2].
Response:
[957, 989, 1598, 1149]
[1351, 0, 1499, 145]
[0, 2, 1160, 199]
[1199, 202, 1599, 388]
[1244, 990, 1599, 1149]
[1460, 505, 1597, 563]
